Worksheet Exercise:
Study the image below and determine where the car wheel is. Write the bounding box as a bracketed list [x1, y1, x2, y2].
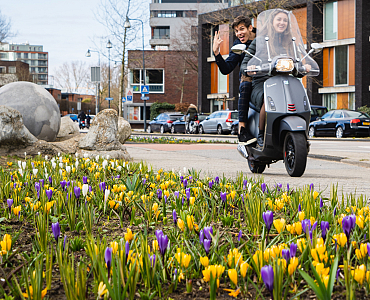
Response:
[308, 126, 315, 138]
[147, 125, 152, 133]
[336, 127, 344, 138]
[217, 125, 223, 135]
[199, 125, 204, 134]
[160, 125, 165, 134]
[171, 125, 175, 134]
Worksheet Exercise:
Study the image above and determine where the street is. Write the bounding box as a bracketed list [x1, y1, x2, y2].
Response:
[125, 136, 370, 198]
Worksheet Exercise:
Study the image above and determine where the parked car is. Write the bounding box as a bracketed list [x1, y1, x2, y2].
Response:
[308, 109, 370, 138]
[147, 112, 183, 133]
[170, 113, 209, 134]
[230, 120, 239, 135]
[310, 105, 328, 122]
[65, 114, 78, 122]
[199, 110, 238, 134]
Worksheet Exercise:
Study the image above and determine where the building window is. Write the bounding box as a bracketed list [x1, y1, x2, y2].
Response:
[323, 93, 337, 110]
[324, 1, 337, 41]
[0, 67, 6, 74]
[348, 93, 355, 110]
[17, 53, 21, 59]
[0, 53, 6, 59]
[24, 53, 28, 59]
[184, 10, 197, 18]
[154, 45, 169, 50]
[129, 69, 164, 93]
[152, 27, 170, 39]
[335, 45, 348, 85]
[8, 66, 16, 74]
[218, 68, 227, 93]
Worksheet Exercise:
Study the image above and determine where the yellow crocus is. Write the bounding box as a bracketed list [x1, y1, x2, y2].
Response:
[356, 215, 364, 229]
[203, 267, 211, 282]
[288, 257, 298, 276]
[200, 256, 209, 268]
[322, 275, 329, 288]
[298, 211, 305, 221]
[216, 264, 225, 277]
[240, 261, 250, 278]
[152, 202, 158, 213]
[152, 240, 159, 252]
[186, 215, 194, 231]
[352, 264, 366, 285]
[182, 254, 191, 268]
[0, 234, 11, 253]
[313, 191, 319, 200]
[13, 205, 21, 217]
[22, 286, 47, 299]
[228, 269, 238, 285]
[177, 219, 185, 231]
[97, 281, 108, 298]
[124, 228, 134, 242]
[111, 241, 118, 255]
[189, 197, 195, 205]
[333, 233, 347, 247]
[315, 263, 329, 277]
[273, 218, 286, 233]
[297, 238, 306, 253]
[294, 222, 303, 235]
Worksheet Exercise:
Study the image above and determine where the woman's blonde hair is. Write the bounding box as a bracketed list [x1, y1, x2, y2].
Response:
[259, 9, 294, 58]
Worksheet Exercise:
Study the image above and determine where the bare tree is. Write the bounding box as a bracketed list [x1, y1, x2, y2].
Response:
[94, 0, 147, 117]
[54, 61, 89, 93]
[0, 10, 13, 42]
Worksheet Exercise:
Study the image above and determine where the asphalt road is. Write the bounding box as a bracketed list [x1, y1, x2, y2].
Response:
[125, 135, 370, 198]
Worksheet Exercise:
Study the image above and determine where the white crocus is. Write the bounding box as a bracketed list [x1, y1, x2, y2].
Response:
[59, 163, 63, 169]
[66, 165, 71, 173]
[110, 161, 115, 168]
[75, 160, 79, 169]
[18, 169, 23, 176]
[116, 166, 122, 172]
[95, 155, 100, 162]
[18, 161, 21, 168]
[22, 161, 26, 170]
[32, 169, 38, 176]
[104, 189, 110, 202]
[45, 155, 48, 160]
[82, 184, 89, 197]
[59, 170, 63, 176]
[52, 162, 57, 169]
[102, 160, 108, 169]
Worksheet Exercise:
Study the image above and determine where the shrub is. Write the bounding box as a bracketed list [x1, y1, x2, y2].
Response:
[175, 102, 190, 113]
[358, 105, 370, 115]
[150, 102, 175, 120]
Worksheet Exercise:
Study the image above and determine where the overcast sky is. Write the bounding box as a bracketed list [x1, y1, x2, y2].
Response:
[1, 0, 151, 78]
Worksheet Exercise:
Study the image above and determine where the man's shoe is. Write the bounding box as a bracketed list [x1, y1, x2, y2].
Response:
[238, 127, 257, 145]
[237, 143, 248, 159]
[257, 133, 264, 148]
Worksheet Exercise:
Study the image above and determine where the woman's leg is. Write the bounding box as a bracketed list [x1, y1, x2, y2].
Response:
[257, 102, 266, 147]
[238, 82, 256, 145]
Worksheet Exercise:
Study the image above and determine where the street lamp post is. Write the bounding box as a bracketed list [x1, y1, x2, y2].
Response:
[124, 17, 147, 132]
[106, 40, 112, 109]
[85, 49, 101, 114]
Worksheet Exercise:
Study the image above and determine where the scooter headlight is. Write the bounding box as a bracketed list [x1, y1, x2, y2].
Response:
[275, 59, 294, 72]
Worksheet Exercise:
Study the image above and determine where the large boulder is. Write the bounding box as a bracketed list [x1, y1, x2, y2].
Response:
[79, 109, 126, 151]
[0, 81, 61, 142]
[0, 105, 37, 148]
[118, 117, 131, 144]
[57, 116, 80, 138]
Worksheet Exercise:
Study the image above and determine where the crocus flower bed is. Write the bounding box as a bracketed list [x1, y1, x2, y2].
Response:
[0, 154, 369, 299]
[127, 136, 235, 144]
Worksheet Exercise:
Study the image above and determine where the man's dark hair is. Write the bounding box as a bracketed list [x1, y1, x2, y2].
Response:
[231, 16, 252, 30]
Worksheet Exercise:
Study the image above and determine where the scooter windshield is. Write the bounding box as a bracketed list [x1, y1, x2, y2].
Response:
[247, 9, 319, 77]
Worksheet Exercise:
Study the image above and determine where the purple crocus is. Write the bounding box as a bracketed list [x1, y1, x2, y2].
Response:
[125, 241, 130, 261]
[7, 199, 13, 213]
[320, 198, 323, 209]
[157, 189, 162, 200]
[155, 230, 169, 256]
[74, 186, 81, 199]
[290, 243, 297, 258]
[185, 188, 190, 200]
[261, 265, 274, 297]
[35, 182, 41, 196]
[349, 214, 356, 230]
[367, 243, 370, 257]
[60, 180, 67, 191]
[105, 247, 113, 278]
[51, 222, 61, 242]
[220, 192, 227, 203]
[298, 204, 301, 212]
[46, 189, 53, 201]
[174, 191, 179, 198]
[199, 230, 204, 245]
[309, 183, 314, 191]
[39, 179, 44, 187]
[142, 178, 147, 185]
[48, 176, 53, 186]
[208, 181, 214, 189]
[287, 183, 289, 192]
[63, 235, 67, 251]
[281, 249, 290, 264]
[342, 216, 352, 239]
[172, 209, 177, 225]
[333, 206, 337, 216]
[150, 254, 156, 267]
[321, 221, 330, 240]
[301, 219, 311, 234]
[262, 211, 274, 233]
[203, 226, 213, 240]
[238, 230, 242, 242]
[203, 239, 211, 254]
[261, 183, 266, 193]
[243, 180, 248, 190]
[99, 182, 106, 192]
[83, 176, 88, 184]
[183, 179, 188, 188]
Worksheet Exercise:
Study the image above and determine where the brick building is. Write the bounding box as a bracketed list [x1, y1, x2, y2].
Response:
[0, 61, 30, 87]
[126, 49, 197, 126]
[198, 0, 370, 113]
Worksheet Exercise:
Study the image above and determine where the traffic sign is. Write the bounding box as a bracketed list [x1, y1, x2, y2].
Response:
[105, 97, 113, 101]
[127, 95, 133, 102]
[141, 85, 149, 94]
[141, 96, 149, 101]
[122, 97, 126, 103]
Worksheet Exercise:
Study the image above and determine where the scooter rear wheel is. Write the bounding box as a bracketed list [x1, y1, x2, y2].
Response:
[283, 132, 307, 177]
[248, 160, 266, 174]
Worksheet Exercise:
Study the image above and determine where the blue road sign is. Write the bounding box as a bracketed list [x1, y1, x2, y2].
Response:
[127, 95, 133, 102]
[122, 97, 126, 103]
[141, 96, 149, 101]
[141, 85, 149, 94]
[105, 97, 113, 101]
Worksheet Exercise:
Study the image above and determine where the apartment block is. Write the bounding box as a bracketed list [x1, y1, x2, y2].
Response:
[150, 0, 227, 51]
[0, 42, 48, 85]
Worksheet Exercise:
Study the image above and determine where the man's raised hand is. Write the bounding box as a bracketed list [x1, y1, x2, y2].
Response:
[212, 31, 223, 56]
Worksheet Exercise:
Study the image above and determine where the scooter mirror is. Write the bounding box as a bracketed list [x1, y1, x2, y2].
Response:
[311, 43, 323, 54]
[231, 44, 246, 55]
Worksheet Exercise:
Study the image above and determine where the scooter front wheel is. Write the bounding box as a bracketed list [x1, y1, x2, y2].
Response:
[283, 132, 307, 177]
[248, 160, 266, 174]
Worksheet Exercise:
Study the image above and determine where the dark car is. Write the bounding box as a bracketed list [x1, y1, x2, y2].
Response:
[230, 120, 239, 135]
[310, 105, 328, 122]
[170, 113, 209, 134]
[308, 109, 370, 138]
[65, 114, 78, 122]
[147, 112, 183, 133]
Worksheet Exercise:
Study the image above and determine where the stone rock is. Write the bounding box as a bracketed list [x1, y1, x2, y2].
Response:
[57, 116, 80, 138]
[0, 81, 61, 142]
[76, 149, 131, 161]
[78, 109, 126, 151]
[0, 105, 37, 148]
[118, 117, 131, 144]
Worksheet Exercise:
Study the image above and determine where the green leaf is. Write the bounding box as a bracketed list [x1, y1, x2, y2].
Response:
[327, 255, 339, 297]
[298, 269, 325, 300]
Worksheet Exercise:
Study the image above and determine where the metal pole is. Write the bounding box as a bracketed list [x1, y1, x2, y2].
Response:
[108, 47, 111, 109]
[141, 21, 146, 132]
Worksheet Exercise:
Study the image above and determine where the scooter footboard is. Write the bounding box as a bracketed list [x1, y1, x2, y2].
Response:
[247, 107, 259, 138]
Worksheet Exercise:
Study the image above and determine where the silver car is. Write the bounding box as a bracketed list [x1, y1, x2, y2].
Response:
[198, 110, 238, 134]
